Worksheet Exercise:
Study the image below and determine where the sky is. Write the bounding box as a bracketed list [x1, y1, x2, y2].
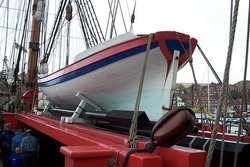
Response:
[0, 0, 249, 84]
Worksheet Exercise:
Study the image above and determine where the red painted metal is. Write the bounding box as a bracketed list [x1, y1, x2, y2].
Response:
[155, 31, 197, 65]
[154, 145, 206, 167]
[5, 113, 207, 167]
[193, 131, 245, 142]
[1, 112, 22, 130]
[21, 88, 38, 105]
[242, 136, 250, 143]
[61, 146, 115, 167]
[196, 124, 225, 133]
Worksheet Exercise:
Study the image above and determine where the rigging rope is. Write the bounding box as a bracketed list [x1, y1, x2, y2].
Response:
[42, 0, 68, 63]
[189, 58, 212, 136]
[19, 1, 29, 87]
[129, 0, 136, 32]
[219, 97, 228, 167]
[197, 45, 250, 133]
[241, 0, 250, 136]
[106, 0, 118, 39]
[109, 0, 119, 39]
[74, 0, 91, 48]
[230, 0, 233, 34]
[105, 0, 113, 39]
[118, 0, 128, 33]
[65, 1, 72, 66]
[219, 0, 238, 159]
[3, 0, 9, 68]
[175, 32, 213, 134]
[128, 33, 153, 148]
[41, 0, 49, 56]
[205, 0, 240, 166]
[75, 0, 104, 48]
[11, 0, 26, 73]
[13, 0, 31, 93]
[234, 1, 250, 166]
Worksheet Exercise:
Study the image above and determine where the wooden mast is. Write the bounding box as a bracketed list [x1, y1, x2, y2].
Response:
[26, 0, 41, 88]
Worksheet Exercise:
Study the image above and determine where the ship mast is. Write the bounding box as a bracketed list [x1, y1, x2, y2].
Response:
[26, 0, 41, 88]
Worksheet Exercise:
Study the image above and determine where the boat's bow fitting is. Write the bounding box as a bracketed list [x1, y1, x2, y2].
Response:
[60, 93, 102, 123]
[122, 106, 196, 167]
[162, 50, 180, 111]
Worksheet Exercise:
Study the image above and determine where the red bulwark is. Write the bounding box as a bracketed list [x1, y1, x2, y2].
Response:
[2, 112, 22, 130]
[243, 136, 250, 143]
[194, 131, 245, 142]
[60, 146, 115, 167]
[154, 146, 206, 167]
[4, 113, 206, 167]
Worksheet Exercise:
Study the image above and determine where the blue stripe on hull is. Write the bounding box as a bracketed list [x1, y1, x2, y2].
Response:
[39, 39, 190, 87]
[39, 42, 159, 87]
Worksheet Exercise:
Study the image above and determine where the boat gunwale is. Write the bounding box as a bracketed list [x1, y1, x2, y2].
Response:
[38, 31, 197, 86]
[38, 33, 147, 83]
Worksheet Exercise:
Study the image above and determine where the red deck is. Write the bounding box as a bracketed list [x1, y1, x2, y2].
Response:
[3, 112, 206, 167]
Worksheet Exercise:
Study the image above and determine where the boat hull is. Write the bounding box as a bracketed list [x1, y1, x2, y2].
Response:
[38, 31, 197, 121]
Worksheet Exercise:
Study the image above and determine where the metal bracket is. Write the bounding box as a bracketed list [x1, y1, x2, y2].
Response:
[60, 93, 102, 124]
[38, 101, 52, 116]
[162, 50, 180, 111]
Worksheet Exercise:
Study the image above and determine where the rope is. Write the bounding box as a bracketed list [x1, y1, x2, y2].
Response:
[234, 1, 250, 166]
[13, 0, 31, 91]
[197, 44, 250, 133]
[175, 33, 212, 134]
[65, 1, 72, 66]
[127, 33, 153, 148]
[205, 0, 240, 166]
[189, 59, 212, 136]
[42, 0, 68, 63]
[241, 0, 250, 136]
[189, 59, 204, 134]
[117, 0, 128, 33]
[107, 0, 119, 39]
[129, 0, 136, 32]
[3, 0, 9, 69]
[219, 102, 227, 167]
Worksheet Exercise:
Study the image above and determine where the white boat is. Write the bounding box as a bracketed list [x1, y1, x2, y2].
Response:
[38, 31, 197, 121]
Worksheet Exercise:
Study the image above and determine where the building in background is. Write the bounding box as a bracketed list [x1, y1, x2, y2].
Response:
[173, 81, 250, 114]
